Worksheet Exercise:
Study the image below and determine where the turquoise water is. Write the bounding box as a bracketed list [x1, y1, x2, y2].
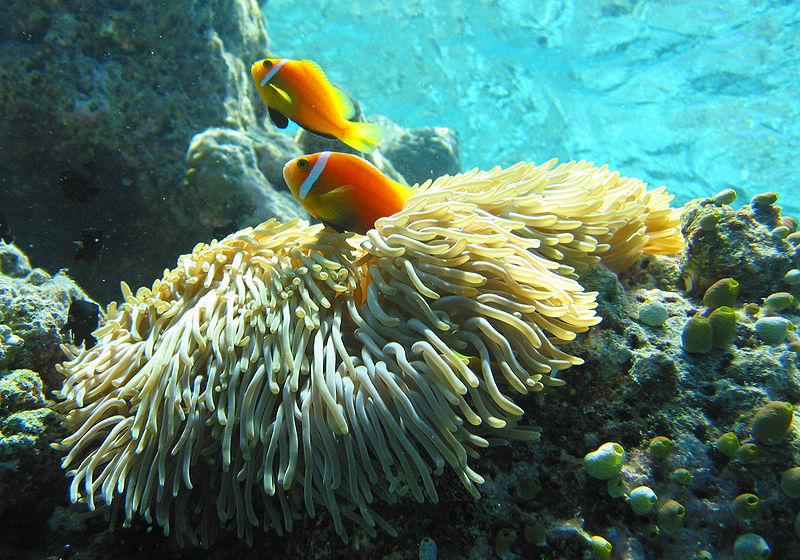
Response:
[264, 0, 800, 210]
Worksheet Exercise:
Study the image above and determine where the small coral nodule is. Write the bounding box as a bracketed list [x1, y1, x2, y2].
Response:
[584, 442, 625, 480]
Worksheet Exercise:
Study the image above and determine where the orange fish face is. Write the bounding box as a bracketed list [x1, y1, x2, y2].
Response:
[283, 152, 326, 202]
[250, 58, 290, 91]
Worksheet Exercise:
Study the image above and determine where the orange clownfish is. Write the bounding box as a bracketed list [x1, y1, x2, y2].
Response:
[283, 151, 414, 234]
[251, 58, 384, 153]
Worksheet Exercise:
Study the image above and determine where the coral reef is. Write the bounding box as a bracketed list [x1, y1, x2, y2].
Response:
[0, 0, 277, 302]
[0, 243, 94, 560]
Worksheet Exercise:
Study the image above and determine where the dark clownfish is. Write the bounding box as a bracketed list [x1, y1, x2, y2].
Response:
[282, 151, 414, 234]
[251, 57, 384, 153]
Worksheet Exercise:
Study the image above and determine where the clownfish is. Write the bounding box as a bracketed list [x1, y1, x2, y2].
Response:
[251, 58, 384, 153]
[283, 151, 414, 234]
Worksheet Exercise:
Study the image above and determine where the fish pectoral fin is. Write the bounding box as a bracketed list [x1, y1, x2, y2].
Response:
[322, 184, 357, 199]
[315, 185, 358, 223]
[268, 106, 289, 129]
[267, 84, 293, 105]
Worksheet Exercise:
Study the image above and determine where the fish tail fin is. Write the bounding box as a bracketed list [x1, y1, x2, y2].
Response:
[341, 121, 384, 152]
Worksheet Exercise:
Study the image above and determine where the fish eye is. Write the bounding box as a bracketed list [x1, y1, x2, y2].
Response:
[297, 159, 309, 170]
[262, 60, 272, 69]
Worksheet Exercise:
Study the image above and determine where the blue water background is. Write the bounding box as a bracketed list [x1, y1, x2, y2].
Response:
[264, 0, 799, 212]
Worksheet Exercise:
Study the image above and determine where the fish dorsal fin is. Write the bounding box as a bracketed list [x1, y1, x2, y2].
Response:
[300, 59, 356, 119]
[330, 84, 356, 120]
[267, 84, 293, 105]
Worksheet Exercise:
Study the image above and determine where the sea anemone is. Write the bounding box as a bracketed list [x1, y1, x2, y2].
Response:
[55, 159, 683, 545]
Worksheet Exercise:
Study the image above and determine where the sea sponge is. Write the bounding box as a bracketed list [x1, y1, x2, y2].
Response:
[681, 316, 713, 354]
[708, 306, 737, 349]
[590, 535, 613, 560]
[656, 499, 686, 532]
[754, 317, 791, 346]
[731, 493, 761, 521]
[733, 533, 771, 560]
[716, 431, 740, 458]
[752, 400, 794, 445]
[703, 278, 739, 309]
[584, 442, 625, 480]
[732, 493, 761, 522]
[780, 466, 800, 498]
[647, 435, 674, 459]
[54, 159, 684, 545]
[629, 486, 658, 515]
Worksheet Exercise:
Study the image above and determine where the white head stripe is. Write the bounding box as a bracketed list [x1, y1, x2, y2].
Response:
[260, 58, 289, 86]
[299, 151, 331, 200]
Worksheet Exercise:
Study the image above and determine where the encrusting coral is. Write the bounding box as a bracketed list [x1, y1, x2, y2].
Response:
[54, 159, 684, 546]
